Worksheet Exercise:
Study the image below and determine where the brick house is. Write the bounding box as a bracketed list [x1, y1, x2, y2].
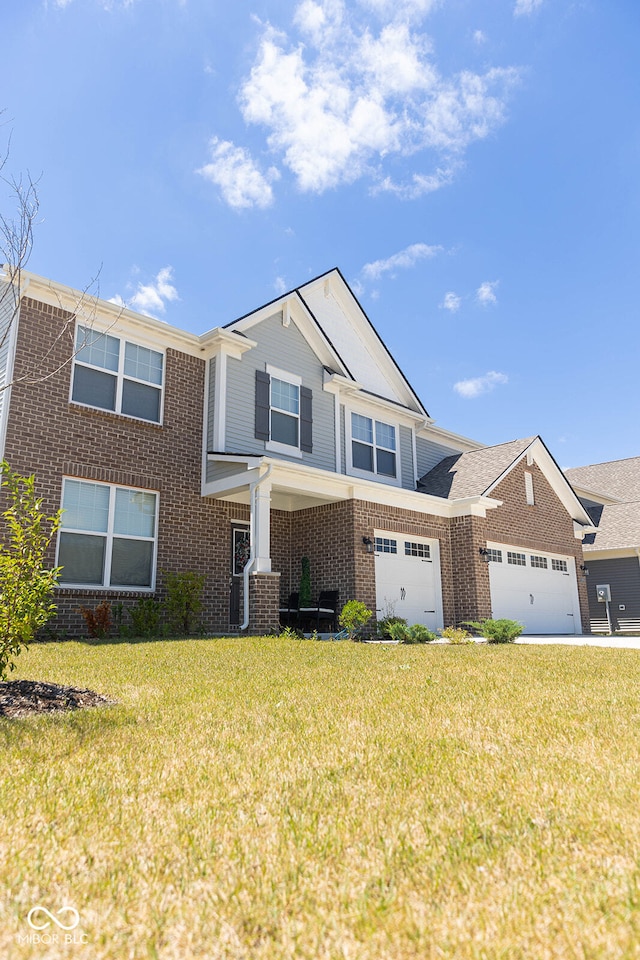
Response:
[0, 267, 593, 636]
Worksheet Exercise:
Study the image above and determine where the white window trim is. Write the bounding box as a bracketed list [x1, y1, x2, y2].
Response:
[265, 363, 303, 458]
[69, 323, 166, 426]
[56, 478, 159, 591]
[345, 407, 401, 487]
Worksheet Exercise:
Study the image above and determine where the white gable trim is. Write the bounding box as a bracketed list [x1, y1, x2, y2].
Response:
[483, 437, 594, 527]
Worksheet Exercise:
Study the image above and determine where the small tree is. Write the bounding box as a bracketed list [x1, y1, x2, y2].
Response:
[0, 462, 61, 679]
[299, 556, 312, 608]
[338, 600, 372, 640]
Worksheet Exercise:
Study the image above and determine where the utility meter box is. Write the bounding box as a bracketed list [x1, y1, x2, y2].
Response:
[596, 584, 611, 603]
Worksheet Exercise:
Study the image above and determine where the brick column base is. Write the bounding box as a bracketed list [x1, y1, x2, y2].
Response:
[248, 572, 281, 635]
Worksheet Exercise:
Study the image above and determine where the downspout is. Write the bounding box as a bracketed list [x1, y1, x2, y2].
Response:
[240, 463, 273, 631]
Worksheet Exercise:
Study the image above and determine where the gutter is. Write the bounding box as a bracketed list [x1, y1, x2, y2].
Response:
[240, 463, 273, 631]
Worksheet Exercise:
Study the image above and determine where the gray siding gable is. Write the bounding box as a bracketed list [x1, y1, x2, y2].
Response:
[224, 311, 336, 470]
[415, 436, 465, 479]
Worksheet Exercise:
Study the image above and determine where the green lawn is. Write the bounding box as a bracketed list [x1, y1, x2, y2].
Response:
[3, 638, 640, 959]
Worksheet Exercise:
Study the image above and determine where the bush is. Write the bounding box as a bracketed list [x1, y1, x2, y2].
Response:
[464, 618, 523, 643]
[388, 622, 437, 643]
[299, 557, 312, 608]
[164, 571, 205, 635]
[79, 601, 112, 639]
[440, 626, 472, 645]
[0, 462, 61, 679]
[377, 615, 407, 639]
[405, 624, 438, 644]
[129, 597, 163, 638]
[338, 600, 372, 640]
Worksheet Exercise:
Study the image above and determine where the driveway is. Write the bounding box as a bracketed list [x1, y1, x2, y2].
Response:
[516, 634, 640, 650]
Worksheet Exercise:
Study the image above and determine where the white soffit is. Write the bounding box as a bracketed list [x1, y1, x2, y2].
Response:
[301, 285, 404, 405]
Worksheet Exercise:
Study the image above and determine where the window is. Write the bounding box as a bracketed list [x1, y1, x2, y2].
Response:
[271, 377, 299, 447]
[255, 367, 312, 454]
[374, 537, 397, 554]
[351, 413, 396, 478]
[552, 559, 568, 573]
[507, 551, 526, 566]
[530, 555, 548, 569]
[486, 548, 502, 563]
[57, 479, 158, 588]
[72, 325, 164, 423]
[405, 541, 430, 558]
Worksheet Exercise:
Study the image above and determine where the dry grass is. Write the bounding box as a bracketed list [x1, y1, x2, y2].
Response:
[2, 637, 640, 959]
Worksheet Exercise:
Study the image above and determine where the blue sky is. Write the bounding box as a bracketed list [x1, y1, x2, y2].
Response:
[3, 0, 639, 468]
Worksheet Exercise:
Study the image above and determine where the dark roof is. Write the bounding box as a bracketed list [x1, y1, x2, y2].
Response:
[582, 501, 640, 552]
[565, 457, 640, 503]
[418, 437, 535, 500]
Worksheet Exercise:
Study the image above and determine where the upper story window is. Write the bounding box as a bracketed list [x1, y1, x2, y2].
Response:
[255, 365, 312, 457]
[351, 413, 396, 478]
[57, 478, 158, 589]
[71, 324, 164, 423]
[271, 376, 299, 447]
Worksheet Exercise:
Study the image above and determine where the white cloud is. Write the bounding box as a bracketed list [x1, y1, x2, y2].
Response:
[476, 280, 498, 305]
[454, 370, 508, 399]
[274, 276, 287, 294]
[197, 138, 278, 209]
[123, 266, 179, 318]
[362, 242, 441, 280]
[441, 291, 461, 312]
[473, 29, 487, 44]
[230, 0, 519, 198]
[514, 0, 544, 15]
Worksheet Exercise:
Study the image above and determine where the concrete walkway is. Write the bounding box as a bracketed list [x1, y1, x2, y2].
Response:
[516, 634, 640, 650]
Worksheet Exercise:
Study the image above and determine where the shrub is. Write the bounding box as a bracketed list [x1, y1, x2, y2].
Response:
[377, 615, 407, 639]
[129, 598, 163, 638]
[388, 622, 438, 643]
[440, 626, 472, 645]
[338, 600, 372, 640]
[164, 571, 205, 635]
[464, 618, 523, 643]
[79, 601, 112, 640]
[405, 624, 438, 644]
[0, 463, 61, 679]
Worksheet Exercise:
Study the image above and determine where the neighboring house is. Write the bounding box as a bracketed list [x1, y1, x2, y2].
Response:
[0, 267, 594, 636]
[564, 458, 640, 633]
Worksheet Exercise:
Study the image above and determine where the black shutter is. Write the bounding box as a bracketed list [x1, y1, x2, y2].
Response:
[255, 370, 270, 441]
[300, 386, 313, 453]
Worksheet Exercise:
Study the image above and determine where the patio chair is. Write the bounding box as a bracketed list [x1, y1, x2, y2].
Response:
[299, 590, 339, 632]
[279, 592, 299, 627]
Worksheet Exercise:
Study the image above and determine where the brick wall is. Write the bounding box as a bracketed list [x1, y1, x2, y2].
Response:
[3, 297, 245, 636]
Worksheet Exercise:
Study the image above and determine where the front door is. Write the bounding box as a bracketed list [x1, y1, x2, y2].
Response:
[230, 524, 250, 625]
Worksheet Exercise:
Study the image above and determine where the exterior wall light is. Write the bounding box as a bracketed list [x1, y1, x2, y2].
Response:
[363, 537, 374, 554]
[478, 547, 490, 562]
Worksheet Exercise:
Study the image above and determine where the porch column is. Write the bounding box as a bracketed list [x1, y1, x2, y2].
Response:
[252, 478, 272, 573]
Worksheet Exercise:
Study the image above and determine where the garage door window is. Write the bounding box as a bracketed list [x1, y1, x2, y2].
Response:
[552, 559, 568, 572]
[530, 555, 548, 569]
[374, 537, 397, 554]
[507, 551, 526, 566]
[405, 541, 430, 558]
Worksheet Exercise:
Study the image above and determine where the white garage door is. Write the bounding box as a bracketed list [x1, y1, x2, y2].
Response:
[374, 531, 444, 630]
[487, 542, 581, 634]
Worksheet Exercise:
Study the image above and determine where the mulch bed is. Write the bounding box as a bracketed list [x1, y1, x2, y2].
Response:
[0, 680, 116, 718]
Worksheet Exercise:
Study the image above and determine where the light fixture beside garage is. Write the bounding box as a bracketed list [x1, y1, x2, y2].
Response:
[479, 547, 490, 562]
[362, 536, 374, 554]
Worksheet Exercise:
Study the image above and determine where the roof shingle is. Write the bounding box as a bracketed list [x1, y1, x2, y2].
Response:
[418, 437, 535, 500]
